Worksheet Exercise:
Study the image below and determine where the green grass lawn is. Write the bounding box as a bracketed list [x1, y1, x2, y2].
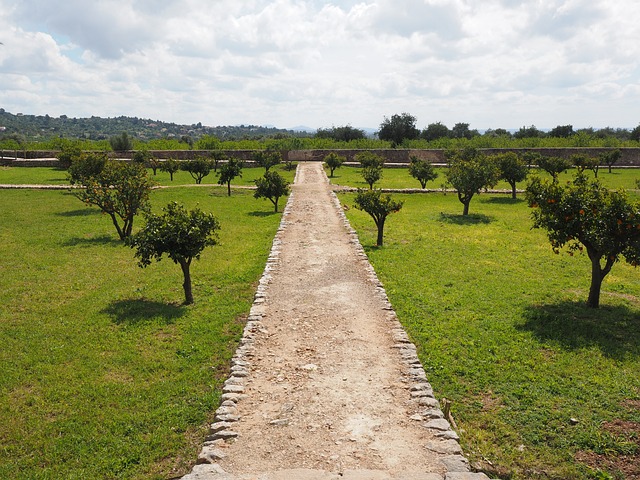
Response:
[327, 165, 640, 192]
[0, 164, 296, 188]
[0, 186, 284, 479]
[342, 190, 640, 479]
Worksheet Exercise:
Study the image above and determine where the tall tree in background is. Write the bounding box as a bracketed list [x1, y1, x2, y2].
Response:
[377, 113, 419, 147]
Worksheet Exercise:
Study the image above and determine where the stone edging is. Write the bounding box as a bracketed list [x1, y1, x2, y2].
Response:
[325, 175, 486, 477]
[182, 166, 300, 475]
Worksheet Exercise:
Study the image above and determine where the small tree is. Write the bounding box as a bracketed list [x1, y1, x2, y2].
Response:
[67, 152, 108, 185]
[254, 170, 290, 212]
[324, 152, 345, 177]
[445, 148, 500, 215]
[355, 151, 384, 169]
[109, 132, 133, 152]
[127, 202, 220, 305]
[354, 189, 403, 246]
[526, 172, 640, 308]
[571, 153, 600, 177]
[361, 165, 383, 189]
[56, 141, 83, 169]
[209, 150, 226, 172]
[253, 150, 282, 172]
[160, 158, 181, 181]
[181, 157, 214, 184]
[537, 155, 573, 181]
[73, 161, 154, 240]
[408, 155, 438, 189]
[217, 158, 243, 196]
[600, 149, 622, 174]
[493, 151, 529, 199]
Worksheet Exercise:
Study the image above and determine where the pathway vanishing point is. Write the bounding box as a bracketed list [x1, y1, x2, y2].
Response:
[181, 162, 490, 480]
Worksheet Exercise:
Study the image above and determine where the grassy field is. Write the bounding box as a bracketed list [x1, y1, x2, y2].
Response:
[0, 164, 296, 187]
[341, 184, 640, 478]
[0, 186, 284, 478]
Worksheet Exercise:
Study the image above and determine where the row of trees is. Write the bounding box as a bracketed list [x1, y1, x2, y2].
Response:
[63, 146, 291, 304]
[324, 148, 640, 309]
[376, 113, 640, 147]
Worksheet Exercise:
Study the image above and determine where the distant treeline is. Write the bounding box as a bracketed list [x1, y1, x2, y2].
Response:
[1, 109, 640, 151]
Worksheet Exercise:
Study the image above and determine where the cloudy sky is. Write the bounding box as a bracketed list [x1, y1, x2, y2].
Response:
[1, 0, 639, 131]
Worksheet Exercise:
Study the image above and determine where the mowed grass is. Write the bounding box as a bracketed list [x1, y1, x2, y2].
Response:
[0, 164, 296, 187]
[0, 186, 285, 479]
[327, 165, 640, 192]
[341, 189, 640, 479]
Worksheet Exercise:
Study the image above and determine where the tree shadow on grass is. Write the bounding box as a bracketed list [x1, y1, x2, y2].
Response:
[439, 212, 493, 225]
[56, 208, 100, 217]
[102, 299, 186, 326]
[248, 211, 278, 217]
[484, 197, 525, 205]
[518, 301, 640, 360]
[62, 234, 119, 247]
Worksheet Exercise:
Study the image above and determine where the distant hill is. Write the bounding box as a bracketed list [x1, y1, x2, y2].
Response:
[0, 109, 312, 142]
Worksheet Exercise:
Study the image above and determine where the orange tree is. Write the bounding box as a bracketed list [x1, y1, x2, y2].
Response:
[445, 147, 500, 215]
[353, 189, 403, 246]
[526, 172, 640, 308]
[127, 202, 220, 305]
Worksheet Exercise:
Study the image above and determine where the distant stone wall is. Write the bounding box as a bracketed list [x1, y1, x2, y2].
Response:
[4, 148, 640, 167]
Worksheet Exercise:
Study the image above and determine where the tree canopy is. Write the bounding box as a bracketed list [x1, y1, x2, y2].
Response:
[377, 113, 420, 147]
[73, 160, 154, 240]
[526, 172, 640, 308]
[127, 202, 220, 305]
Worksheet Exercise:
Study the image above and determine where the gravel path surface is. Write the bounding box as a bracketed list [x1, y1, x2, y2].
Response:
[183, 162, 489, 480]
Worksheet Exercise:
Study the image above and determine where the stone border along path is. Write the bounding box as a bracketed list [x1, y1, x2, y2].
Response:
[182, 162, 490, 480]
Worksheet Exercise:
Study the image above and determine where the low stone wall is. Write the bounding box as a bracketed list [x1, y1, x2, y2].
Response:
[4, 148, 640, 167]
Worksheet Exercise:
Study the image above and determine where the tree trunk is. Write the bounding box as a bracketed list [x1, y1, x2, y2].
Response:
[462, 201, 470, 216]
[110, 213, 125, 240]
[511, 182, 517, 199]
[376, 219, 385, 247]
[179, 258, 194, 305]
[587, 257, 603, 308]
[227, 181, 231, 196]
[274, 197, 279, 213]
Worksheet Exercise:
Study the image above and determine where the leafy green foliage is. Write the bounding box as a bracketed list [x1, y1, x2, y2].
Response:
[361, 165, 383, 189]
[254, 170, 290, 212]
[217, 158, 243, 196]
[572, 153, 600, 177]
[73, 161, 155, 240]
[355, 151, 384, 168]
[537, 155, 573, 181]
[109, 132, 133, 152]
[67, 152, 108, 185]
[600, 149, 622, 174]
[253, 149, 282, 172]
[55, 140, 84, 169]
[315, 125, 366, 142]
[421, 122, 449, 141]
[445, 148, 500, 215]
[408, 155, 438, 189]
[323, 152, 345, 177]
[526, 172, 640, 307]
[353, 189, 403, 246]
[378, 112, 420, 147]
[159, 158, 181, 181]
[493, 151, 529, 199]
[128, 202, 220, 305]
[180, 157, 214, 184]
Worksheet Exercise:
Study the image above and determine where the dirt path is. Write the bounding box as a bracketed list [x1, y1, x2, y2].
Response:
[183, 162, 487, 480]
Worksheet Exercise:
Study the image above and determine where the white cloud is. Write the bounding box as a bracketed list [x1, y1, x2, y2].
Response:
[0, 0, 639, 130]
